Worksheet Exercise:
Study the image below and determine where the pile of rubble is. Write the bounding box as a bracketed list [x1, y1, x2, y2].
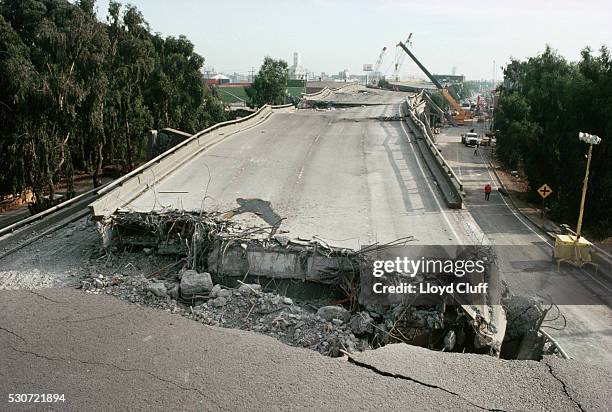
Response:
[80, 269, 380, 357]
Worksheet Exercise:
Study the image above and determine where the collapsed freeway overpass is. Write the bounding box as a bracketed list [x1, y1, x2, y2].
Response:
[88, 84, 611, 362]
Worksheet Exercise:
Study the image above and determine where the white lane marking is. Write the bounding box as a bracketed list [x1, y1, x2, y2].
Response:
[398, 107, 462, 243]
[478, 151, 612, 294]
[478, 151, 552, 245]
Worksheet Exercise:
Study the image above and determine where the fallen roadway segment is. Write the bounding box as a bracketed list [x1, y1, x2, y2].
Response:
[88, 85, 507, 355]
[1, 287, 609, 411]
[90, 87, 478, 249]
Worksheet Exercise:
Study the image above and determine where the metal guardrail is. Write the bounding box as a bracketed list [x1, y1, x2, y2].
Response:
[0, 184, 107, 238]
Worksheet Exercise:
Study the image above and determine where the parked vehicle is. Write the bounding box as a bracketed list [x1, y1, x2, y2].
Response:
[463, 132, 480, 146]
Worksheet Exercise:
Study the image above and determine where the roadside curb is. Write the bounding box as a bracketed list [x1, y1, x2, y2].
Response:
[487, 159, 612, 279]
[486, 160, 556, 242]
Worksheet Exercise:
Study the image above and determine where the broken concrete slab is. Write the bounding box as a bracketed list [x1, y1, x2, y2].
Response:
[144, 281, 167, 298]
[317, 306, 350, 323]
[100, 211, 506, 356]
[349, 312, 375, 336]
[348, 343, 611, 411]
[2, 288, 607, 410]
[180, 270, 213, 297]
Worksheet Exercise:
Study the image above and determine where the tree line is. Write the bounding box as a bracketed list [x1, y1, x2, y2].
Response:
[495, 45, 612, 238]
[0, 0, 226, 209]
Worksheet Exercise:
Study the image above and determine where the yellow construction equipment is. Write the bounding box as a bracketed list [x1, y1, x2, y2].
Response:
[397, 41, 472, 125]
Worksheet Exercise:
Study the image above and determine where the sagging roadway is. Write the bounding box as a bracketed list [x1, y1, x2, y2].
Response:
[120, 87, 482, 249]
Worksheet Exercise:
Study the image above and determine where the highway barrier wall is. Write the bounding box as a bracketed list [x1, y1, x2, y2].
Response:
[402, 98, 463, 209]
[90, 104, 293, 219]
[302, 83, 361, 101]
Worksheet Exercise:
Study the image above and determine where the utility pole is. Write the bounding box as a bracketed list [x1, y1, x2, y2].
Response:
[249, 67, 256, 83]
[492, 60, 496, 87]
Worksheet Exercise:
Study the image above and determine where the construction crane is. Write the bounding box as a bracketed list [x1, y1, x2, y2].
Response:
[370, 46, 388, 86]
[397, 40, 472, 125]
[392, 33, 412, 81]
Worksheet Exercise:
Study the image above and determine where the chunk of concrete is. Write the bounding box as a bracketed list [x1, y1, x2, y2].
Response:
[210, 284, 222, 298]
[349, 312, 374, 335]
[210, 296, 227, 308]
[180, 270, 213, 297]
[167, 283, 179, 300]
[145, 282, 168, 298]
[317, 306, 350, 322]
[238, 283, 262, 295]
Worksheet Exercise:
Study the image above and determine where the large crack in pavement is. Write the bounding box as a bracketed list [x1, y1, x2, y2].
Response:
[6, 343, 231, 412]
[28, 289, 69, 304]
[0, 325, 26, 343]
[544, 361, 585, 412]
[346, 355, 507, 412]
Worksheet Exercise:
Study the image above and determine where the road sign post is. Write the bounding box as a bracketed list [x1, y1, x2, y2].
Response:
[537, 184, 552, 218]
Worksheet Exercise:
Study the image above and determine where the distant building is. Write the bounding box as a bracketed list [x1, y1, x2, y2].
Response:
[229, 72, 249, 83]
[289, 52, 308, 80]
[204, 73, 231, 86]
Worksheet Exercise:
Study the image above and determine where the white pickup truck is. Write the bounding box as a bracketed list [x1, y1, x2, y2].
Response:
[461, 132, 481, 146]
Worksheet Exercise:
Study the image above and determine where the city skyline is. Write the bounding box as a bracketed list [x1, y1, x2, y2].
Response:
[94, 0, 612, 80]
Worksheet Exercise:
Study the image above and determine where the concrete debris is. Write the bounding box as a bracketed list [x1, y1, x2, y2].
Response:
[180, 270, 213, 298]
[237, 283, 262, 295]
[145, 281, 168, 298]
[444, 330, 456, 351]
[95, 211, 507, 356]
[210, 296, 227, 308]
[167, 283, 179, 300]
[210, 284, 222, 297]
[317, 306, 351, 322]
[80, 274, 367, 357]
[350, 312, 375, 336]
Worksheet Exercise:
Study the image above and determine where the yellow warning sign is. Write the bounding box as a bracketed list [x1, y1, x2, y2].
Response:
[537, 184, 553, 199]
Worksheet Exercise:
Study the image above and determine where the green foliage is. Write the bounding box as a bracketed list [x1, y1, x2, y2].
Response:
[495, 45, 612, 238]
[0, 0, 226, 203]
[246, 57, 288, 107]
[377, 78, 389, 88]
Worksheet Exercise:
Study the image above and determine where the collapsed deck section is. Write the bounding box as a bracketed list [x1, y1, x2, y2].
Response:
[106, 209, 506, 355]
[90, 88, 507, 356]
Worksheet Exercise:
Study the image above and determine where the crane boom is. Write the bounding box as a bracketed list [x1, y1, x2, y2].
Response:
[373, 46, 387, 76]
[371, 46, 387, 84]
[393, 33, 412, 81]
[397, 41, 471, 125]
[397, 41, 443, 88]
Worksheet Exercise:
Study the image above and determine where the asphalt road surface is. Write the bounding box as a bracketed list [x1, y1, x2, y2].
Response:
[124, 89, 482, 249]
[437, 126, 612, 366]
[1, 288, 610, 411]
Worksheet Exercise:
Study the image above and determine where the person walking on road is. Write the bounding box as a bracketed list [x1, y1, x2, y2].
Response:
[484, 183, 492, 201]
[474, 143, 479, 156]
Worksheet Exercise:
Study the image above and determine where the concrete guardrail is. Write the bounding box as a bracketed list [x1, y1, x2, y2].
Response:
[302, 83, 360, 100]
[90, 104, 292, 219]
[402, 98, 463, 209]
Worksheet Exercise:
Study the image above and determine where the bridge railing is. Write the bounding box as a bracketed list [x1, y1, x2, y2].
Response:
[402, 98, 464, 208]
[90, 104, 291, 219]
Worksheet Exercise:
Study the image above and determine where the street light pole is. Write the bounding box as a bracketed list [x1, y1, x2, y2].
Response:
[575, 132, 602, 241]
[575, 143, 592, 240]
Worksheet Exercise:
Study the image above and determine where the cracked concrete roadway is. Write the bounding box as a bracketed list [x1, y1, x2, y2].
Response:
[122, 88, 482, 249]
[1, 288, 610, 411]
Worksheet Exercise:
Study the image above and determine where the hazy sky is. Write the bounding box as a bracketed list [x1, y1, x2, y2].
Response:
[95, 0, 612, 80]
